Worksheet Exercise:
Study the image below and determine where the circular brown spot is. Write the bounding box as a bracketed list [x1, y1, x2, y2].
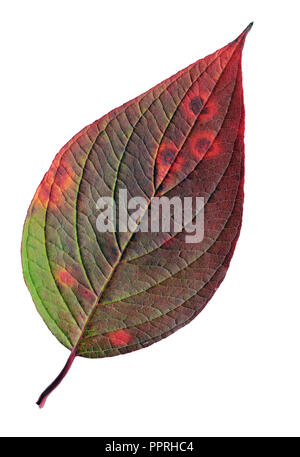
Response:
[196, 137, 211, 153]
[189, 96, 203, 115]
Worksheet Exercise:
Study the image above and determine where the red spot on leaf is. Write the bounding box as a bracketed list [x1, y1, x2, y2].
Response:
[206, 138, 222, 158]
[57, 269, 77, 287]
[199, 99, 218, 122]
[155, 142, 178, 184]
[108, 329, 132, 347]
[78, 284, 95, 302]
[81, 288, 93, 298]
[190, 131, 215, 159]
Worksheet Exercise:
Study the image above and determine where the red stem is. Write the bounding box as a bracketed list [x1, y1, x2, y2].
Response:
[36, 349, 76, 408]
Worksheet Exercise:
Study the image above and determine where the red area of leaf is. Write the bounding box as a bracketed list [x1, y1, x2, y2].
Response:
[108, 329, 132, 347]
[58, 269, 77, 287]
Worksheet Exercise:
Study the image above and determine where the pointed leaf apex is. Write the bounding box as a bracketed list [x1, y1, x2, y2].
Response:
[245, 22, 254, 33]
[241, 22, 254, 38]
[233, 22, 253, 46]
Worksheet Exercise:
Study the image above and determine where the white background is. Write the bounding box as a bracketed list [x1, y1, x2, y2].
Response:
[1, 0, 299, 437]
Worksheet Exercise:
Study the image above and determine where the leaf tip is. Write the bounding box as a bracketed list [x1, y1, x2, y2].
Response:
[241, 22, 254, 38]
[245, 21, 254, 33]
[234, 22, 253, 47]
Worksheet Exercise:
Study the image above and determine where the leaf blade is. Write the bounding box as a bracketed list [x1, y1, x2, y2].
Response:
[22, 24, 251, 405]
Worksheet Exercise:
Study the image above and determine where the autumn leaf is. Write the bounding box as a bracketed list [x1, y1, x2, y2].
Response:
[22, 23, 252, 407]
